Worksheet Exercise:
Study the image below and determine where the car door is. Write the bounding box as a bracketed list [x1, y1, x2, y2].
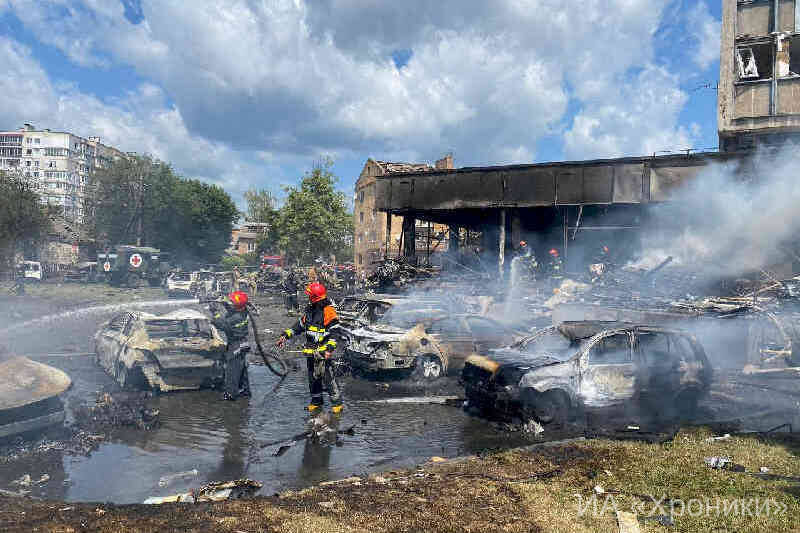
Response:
[579, 331, 636, 408]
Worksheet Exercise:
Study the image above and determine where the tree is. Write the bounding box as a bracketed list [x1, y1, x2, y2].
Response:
[0, 172, 53, 271]
[244, 189, 277, 223]
[275, 160, 354, 264]
[244, 188, 281, 255]
[89, 155, 239, 265]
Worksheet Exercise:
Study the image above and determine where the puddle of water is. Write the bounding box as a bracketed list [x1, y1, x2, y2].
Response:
[0, 298, 537, 504]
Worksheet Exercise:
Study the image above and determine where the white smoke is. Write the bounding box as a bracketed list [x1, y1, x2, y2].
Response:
[632, 145, 800, 279]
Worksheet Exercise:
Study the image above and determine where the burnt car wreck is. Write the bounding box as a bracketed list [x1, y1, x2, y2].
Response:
[94, 309, 227, 392]
[461, 321, 712, 426]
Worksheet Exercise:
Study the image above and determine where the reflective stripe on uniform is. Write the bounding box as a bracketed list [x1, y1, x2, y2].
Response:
[235, 320, 248, 328]
[284, 329, 294, 337]
[302, 348, 315, 354]
[308, 325, 326, 333]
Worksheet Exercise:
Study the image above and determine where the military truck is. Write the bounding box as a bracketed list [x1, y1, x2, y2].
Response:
[98, 246, 171, 288]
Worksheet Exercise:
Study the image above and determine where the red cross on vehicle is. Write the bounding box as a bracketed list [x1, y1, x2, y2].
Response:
[130, 254, 142, 267]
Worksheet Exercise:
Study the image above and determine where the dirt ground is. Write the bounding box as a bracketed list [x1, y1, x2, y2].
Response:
[1, 427, 799, 533]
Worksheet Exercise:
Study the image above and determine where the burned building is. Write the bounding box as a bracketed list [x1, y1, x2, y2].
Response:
[719, 0, 800, 151]
[354, 156, 453, 274]
[373, 152, 749, 276]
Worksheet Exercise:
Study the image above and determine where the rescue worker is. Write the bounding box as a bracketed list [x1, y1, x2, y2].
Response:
[209, 291, 251, 401]
[283, 269, 299, 314]
[516, 240, 538, 281]
[548, 248, 563, 279]
[276, 282, 343, 414]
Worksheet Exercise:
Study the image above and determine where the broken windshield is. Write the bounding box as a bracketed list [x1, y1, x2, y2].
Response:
[512, 328, 575, 361]
[145, 319, 212, 339]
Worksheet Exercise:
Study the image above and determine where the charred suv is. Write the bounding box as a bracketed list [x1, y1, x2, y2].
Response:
[94, 309, 227, 392]
[461, 322, 712, 426]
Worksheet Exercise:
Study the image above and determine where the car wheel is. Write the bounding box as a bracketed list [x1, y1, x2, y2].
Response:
[411, 354, 443, 381]
[522, 388, 569, 426]
[127, 274, 141, 289]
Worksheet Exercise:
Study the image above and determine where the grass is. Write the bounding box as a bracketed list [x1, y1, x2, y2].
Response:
[2, 427, 800, 532]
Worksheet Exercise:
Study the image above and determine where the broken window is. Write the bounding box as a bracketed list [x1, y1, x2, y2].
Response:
[737, 44, 773, 80]
[789, 38, 800, 76]
[588, 334, 631, 365]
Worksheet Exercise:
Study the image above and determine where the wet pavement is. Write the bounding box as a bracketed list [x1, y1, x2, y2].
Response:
[0, 289, 537, 504]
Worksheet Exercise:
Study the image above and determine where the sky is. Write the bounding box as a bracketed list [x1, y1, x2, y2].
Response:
[0, 0, 722, 208]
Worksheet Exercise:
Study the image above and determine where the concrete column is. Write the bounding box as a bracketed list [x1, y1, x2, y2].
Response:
[402, 216, 416, 263]
[448, 224, 460, 254]
[498, 209, 506, 280]
[384, 212, 392, 258]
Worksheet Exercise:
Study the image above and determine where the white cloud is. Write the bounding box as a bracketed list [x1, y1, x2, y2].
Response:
[686, 1, 721, 70]
[563, 65, 693, 159]
[1, 0, 699, 184]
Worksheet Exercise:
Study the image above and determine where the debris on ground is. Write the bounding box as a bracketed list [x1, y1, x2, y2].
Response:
[143, 479, 263, 504]
[705, 433, 732, 442]
[71, 392, 160, 432]
[704, 456, 745, 471]
[158, 469, 199, 487]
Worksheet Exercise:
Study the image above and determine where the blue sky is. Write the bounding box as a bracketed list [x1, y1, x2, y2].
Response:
[0, 0, 722, 207]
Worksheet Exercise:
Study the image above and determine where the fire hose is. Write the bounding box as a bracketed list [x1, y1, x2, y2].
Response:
[246, 303, 288, 377]
[201, 298, 288, 377]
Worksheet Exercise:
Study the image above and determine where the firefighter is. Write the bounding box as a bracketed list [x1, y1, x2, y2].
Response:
[283, 269, 299, 314]
[209, 291, 251, 401]
[548, 248, 563, 278]
[276, 282, 343, 414]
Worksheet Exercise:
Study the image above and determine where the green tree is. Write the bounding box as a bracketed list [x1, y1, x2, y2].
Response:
[244, 188, 281, 255]
[0, 172, 53, 271]
[276, 160, 354, 264]
[89, 155, 238, 265]
[244, 188, 277, 223]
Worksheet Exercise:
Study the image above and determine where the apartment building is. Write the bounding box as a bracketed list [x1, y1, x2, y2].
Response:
[353, 155, 453, 274]
[0, 124, 125, 221]
[719, 0, 800, 150]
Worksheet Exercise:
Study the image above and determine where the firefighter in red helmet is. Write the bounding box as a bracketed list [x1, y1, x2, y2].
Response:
[277, 282, 343, 413]
[548, 248, 563, 279]
[209, 291, 251, 400]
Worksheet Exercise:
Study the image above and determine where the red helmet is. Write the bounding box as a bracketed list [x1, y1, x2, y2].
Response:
[305, 282, 327, 303]
[228, 291, 248, 310]
[602, 245, 609, 253]
[519, 240, 527, 247]
[548, 248, 559, 257]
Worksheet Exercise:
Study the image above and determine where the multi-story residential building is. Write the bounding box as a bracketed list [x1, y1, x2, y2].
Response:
[719, 0, 800, 151]
[0, 124, 125, 221]
[230, 222, 270, 255]
[353, 155, 453, 274]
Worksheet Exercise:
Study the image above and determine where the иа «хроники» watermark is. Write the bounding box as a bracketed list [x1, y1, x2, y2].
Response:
[575, 493, 787, 519]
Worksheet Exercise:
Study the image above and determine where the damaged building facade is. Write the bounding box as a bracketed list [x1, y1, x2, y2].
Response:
[719, 0, 800, 151]
[371, 152, 749, 276]
[354, 156, 453, 274]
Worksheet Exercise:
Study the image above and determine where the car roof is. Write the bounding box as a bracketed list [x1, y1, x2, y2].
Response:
[554, 321, 692, 341]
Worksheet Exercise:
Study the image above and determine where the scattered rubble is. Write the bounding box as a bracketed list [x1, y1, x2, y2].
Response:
[143, 478, 263, 505]
[71, 392, 160, 432]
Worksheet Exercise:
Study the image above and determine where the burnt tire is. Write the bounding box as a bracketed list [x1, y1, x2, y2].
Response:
[411, 354, 444, 381]
[522, 388, 569, 426]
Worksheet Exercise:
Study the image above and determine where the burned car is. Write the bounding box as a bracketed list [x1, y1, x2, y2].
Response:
[336, 295, 417, 328]
[165, 271, 195, 297]
[94, 309, 227, 392]
[345, 310, 524, 380]
[461, 321, 712, 426]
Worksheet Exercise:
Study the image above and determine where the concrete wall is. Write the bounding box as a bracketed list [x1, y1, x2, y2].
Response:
[720, 0, 800, 147]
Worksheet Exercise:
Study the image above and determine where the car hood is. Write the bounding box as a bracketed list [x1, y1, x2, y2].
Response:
[348, 325, 407, 342]
[487, 348, 567, 369]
